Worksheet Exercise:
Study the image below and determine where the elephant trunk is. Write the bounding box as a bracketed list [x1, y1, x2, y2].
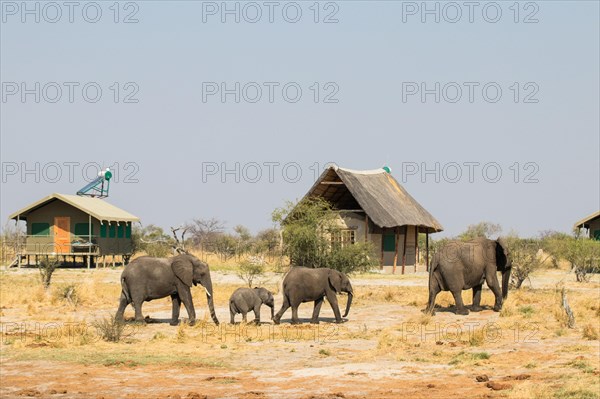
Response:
[270, 304, 275, 320]
[342, 292, 353, 318]
[501, 268, 511, 300]
[203, 277, 219, 325]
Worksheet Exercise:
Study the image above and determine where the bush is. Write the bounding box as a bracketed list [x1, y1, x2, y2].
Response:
[505, 236, 546, 289]
[131, 225, 172, 257]
[272, 197, 377, 274]
[93, 315, 127, 343]
[543, 236, 600, 282]
[39, 257, 60, 289]
[54, 283, 80, 307]
[237, 260, 265, 287]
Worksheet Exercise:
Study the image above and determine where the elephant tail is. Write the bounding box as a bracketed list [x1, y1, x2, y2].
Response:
[229, 299, 238, 315]
[121, 275, 132, 304]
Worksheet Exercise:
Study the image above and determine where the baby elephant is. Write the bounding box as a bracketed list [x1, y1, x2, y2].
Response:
[229, 287, 275, 324]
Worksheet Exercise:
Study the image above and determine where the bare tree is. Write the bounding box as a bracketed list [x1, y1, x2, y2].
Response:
[188, 218, 225, 249]
[171, 226, 190, 254]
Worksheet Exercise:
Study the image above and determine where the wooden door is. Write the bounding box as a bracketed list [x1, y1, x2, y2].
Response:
[54, 217, 71, 253]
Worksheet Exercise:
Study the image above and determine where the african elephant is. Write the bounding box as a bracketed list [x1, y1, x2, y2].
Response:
[115, 254, 219, 325]
[273, 267, 353, 324]
[229, 287, 275, 324]
[426, 237, 512, 315]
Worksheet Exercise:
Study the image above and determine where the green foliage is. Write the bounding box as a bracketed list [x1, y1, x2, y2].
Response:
[39, 257, 60, 289]
[322, 240, 377, 274]
[213, 233, 237, 261]
[237, 260, 265, 287]
[458, 222, 502, 240]
[272, 198, 376, 273]
[542, 235, 600, 282]
[505, 235, 546, 289]
[131, 224, 172, 257]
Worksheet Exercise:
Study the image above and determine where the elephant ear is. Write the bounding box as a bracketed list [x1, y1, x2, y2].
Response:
[171, 255, 193, 287]
[254, 288, 269, 302]
[328, 270, 342, 293]
[495, 238, 509, 269]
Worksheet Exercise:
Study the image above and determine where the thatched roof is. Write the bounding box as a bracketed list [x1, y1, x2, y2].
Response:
[305, 166, 443, 233]
[8, 193, 140, 223]
[574, 210, 600, 229]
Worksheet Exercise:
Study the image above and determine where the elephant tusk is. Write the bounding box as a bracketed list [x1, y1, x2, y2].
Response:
[204, 286, 211, 297]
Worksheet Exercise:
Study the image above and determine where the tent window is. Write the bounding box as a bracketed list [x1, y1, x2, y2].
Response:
[74, 223, 93, 237]
[383, 233, 396, 252]
[100, 224, 107, 238]
[31, 223, 50, 236]
[109, 225, 116, 238]
[117, 225, 124, 238]
[125, 224, 131, 238]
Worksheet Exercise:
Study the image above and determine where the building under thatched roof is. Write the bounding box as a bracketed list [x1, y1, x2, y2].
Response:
[305, 166, 443, 273]
[574, 211, 600, 240]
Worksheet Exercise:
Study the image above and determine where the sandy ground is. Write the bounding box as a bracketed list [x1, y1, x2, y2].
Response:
[1, 268, 599, 399]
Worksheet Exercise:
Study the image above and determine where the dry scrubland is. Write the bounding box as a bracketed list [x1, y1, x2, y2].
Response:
[0, 259, 599, 399]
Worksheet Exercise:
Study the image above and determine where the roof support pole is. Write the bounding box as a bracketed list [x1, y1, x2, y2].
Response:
[380, 232, 384, 270]
[415, 227, 419, 271]
[392, 227, 399, 275]
[87, 214, 92, 269]
[426, 232, 430, 272]
[364, 215, 368, 242]
[17, 215, 21, 268]
[401, 226, 408, 275]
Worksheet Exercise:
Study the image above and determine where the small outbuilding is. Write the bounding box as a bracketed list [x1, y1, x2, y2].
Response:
[8, 193, 140, 267]
[304, 166, 443, 273]
[574, 211, 600, 240]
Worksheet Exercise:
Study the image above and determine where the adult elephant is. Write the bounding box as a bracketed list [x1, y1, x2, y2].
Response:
[273, 267, 353, 324]
[115, 254, 219, 325]
[426, 237, 512, 315]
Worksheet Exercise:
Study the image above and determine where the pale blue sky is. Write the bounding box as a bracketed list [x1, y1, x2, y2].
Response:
[1, 1, 598, 237]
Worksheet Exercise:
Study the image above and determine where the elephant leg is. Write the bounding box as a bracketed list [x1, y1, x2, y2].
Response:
[132, 299, 145, 323]
[242, 312, 247, 323]
[179, 289, 196, 326]
[170, 294, 181, 326]
[326, 291, 342, 323]
[229, 303, 236, 324]
[253, 304, 261, 324]
[115, 293, 128, 322]
[451, 290, 469, 315]
[471, 284, 483, 312]
[311, 297, 324, 324]
[273, 295, 291, 325]
[485, 270, 503, 311]
[426, 277, 441, 315]
[290, 305, 301, 324]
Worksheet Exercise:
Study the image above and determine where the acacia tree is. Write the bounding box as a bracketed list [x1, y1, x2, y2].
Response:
[188, 218, 225, 249]
[504, 236, 547, 289]
[272, 197, 376, 274]
[459, 222, 502, 240]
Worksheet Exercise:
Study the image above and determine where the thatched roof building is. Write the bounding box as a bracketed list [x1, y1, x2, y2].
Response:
[574, 211, 600, 240]
[305, 166, 443, 273]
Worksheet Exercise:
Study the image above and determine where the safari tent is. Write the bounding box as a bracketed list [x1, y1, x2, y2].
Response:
[574, 211, 600, 240]
[304, 166, 443, 274]
[8, 193, 139, 267]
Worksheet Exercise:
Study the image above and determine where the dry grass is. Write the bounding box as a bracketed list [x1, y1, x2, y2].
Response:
[1, 267, 599, 399]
